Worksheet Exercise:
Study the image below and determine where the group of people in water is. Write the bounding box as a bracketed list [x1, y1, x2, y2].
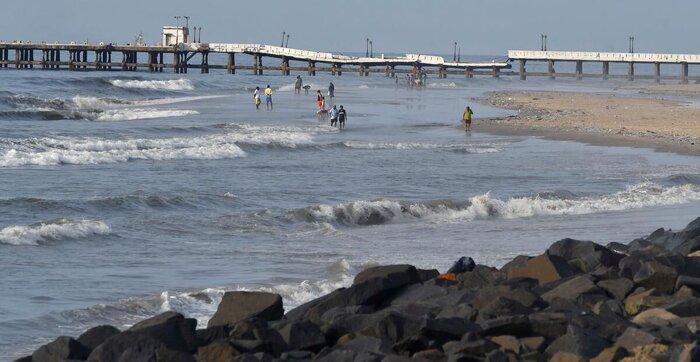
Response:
[251, 75, 474, 132]
[252, 75, 348, 128]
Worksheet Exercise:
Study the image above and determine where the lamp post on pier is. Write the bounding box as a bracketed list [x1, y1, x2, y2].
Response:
[629, 36, 635, 53]
[183, 16, 190, 42]
[458, 47, 461, 62]
[544, 34, 547, 51]
[174, 16, 181, 45]
[286, 34, 290, 48]
[281, 32, 286, 47]
[453, 42, 457, 61]
[366, 38, 369, 57]
[370, 40, 373, 58]
[197, 27, 202, 43]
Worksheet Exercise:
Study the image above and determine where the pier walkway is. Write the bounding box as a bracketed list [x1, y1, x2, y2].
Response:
[508, 50, 700, 82]
[0, 41, 510, 77]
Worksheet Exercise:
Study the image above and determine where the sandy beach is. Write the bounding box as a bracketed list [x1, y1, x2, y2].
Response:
[476, 88, 700, 155]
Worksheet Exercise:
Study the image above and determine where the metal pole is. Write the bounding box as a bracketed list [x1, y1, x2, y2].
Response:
[281, 32, 285, 47]
[198, 27, 202, 43]
[544, 35, 547, 51]
[174, 16, 181, 45]
[632, 36, 634, 53]
[453, 42, 457, 61]
[370, 41, 373, 58]
[366, 38, 369, 57]
[541, 34, 543, 51]
[286, 34, 289, 48]
[458, 47, 461, 62]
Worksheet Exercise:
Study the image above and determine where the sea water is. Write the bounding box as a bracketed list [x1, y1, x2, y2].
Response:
[1, 64, 699, 359]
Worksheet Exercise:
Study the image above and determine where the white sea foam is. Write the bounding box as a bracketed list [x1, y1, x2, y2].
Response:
[301, 182, 700, 226]
[109, 79, 194, 91]
[426, 82, 457, 88]
[0, 219, 111, 246]
[132, 95, 225, 107]
[94, 109, 199, 121]
[277, 83, 324, 92]
[343, 141, 505, 153]
[71, 96, 114, 110]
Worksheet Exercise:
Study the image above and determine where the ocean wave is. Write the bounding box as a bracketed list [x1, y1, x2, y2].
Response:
[94, 109, 199, 121]
[341, 141, 505, 153]
[0, 134, 247, 167]
[109, 79, 194, 91]
[285, 182, 700, 226]
[0, 219, 111, 246]
[426, 81, 457, 88]
[277, 82, 324, 92]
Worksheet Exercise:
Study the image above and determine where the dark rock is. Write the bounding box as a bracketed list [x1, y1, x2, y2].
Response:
[311, 348, 357, 362]
[230, 318, 268, 340]
[392, 335, 430, 355]
[485, 349, 510, 362]
[528, 312, 569, 341]
[196, 324, 233, 347]
[549, 351, 586, 362]
[676, 275, 700, 293]
[129, 311, 198, 353]
[87, 331, 164, 362]
[419, 317, 479, 344]
[284, 288, 346, 322]
[32, 336, 90, 362]
[360, 311, 422, 344]
[678, 341, 700, 362]
[541, 275, 606, 307]
[321, 311, 384, 343]
[672, 217, 700, 254]
[519, 336, 546, 353]
[276, 320, 326, 352]
[633, 260, 678, 294]
[590, 346, 629, 362]
[614, 327, 659, 351]
[624, 288, 673, 316]
[154, 346, 196, 362]
[198, 341, 240, 362]
[341, 336, 393, 355]
[436, 304, 477, 321]
[489, 335, 520, 353]
[547, 238, 623, 272]
[507, 253, 575, 285]
[412, 348, 444, 361]
[354, 264, 420, 286]
[660, 297, 700, 317]
[208, 292, 283, 328]
[280, 350, 314, 360]
[77, 325, 120, 351]
[589, 266, 620, 281]
[457, 265, 506, 288]
[543, 325, 609, 360]
[12, 356, 31, 362]
[597, 278, 635, 300]
[416, 269, 440, 282]
[447, 257, 476, 274]
[605, 242, 629, 254]
[442, 338, 499, 356]
[476, 297, 533, 320]
[472, 285, 541, 309]
[477, 315, 531, 337]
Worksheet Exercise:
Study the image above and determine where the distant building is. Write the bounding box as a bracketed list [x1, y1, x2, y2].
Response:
[162, 26, 189, 46]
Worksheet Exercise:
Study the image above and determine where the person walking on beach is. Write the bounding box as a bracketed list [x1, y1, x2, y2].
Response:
[294, 75, 303, 94]
[253, 86, 259, 102]
[338, 105, 347, 129]
[328, 82, 335, 98]
[265, 85, 273, 110]
[329, 104, 339, 127]
[463, 106, 473, 131]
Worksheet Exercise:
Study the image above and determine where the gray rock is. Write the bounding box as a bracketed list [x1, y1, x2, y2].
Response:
[614, 327, 659, 351]
[208, 292, 283, 328]
[77, 325, 120, 351]
[32, 336, 90, 362]
[633, 260, 678, 294]
[544, 325, 609, 360]
[660, 297, 700, 317]
[198, 341, 240, 362]
[541, 275, 606, 307]
[87, 331, 163, 362]
[276, 320, 326, 352]
[477, 315, 531, 337]
[547, 238, 623, 272]
[457, 265, 506, 289]
[476, 297, 533, 320]
[419, 317, 479, 344]
[597, 278, 635, 300]
[129, 311, 198, 353]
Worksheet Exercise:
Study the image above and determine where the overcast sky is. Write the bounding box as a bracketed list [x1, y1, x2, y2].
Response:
[2, 0, 699, 56]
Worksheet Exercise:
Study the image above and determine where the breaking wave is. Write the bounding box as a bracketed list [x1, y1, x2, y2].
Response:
[109, 78, 194, 91]
[94, 109, 199, 121]
[286, 182, 700, 226]
[277, 83, 324, 92]
[341, 141, 505, 153]
[0, 219, 111, 246]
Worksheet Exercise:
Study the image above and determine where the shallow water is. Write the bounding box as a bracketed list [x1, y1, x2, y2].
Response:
[1, 66, 699, 359]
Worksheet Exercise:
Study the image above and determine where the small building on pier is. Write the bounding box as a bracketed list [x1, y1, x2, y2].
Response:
[162, 26, 189, 46]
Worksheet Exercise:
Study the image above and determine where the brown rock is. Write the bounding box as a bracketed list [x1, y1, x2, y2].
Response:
[633, 261, 678, 294]
[614, 327, 659, 351]
[198, 341, 240, 362]
[336, 333, 356, 345]
[623, 289, 672, 316]
[620, 344, 669, 362]
[208, 292, 283, 328]
[550, 351, 586, 362]
[490, 335, 520, 353]
[507, 254, 575, 285]
[630, 308, 679, 327]
[520, 336, 546, 353]
[591, 346, 630, 362]
[541, 275, 606, 307]
[675, 285, 699, 297]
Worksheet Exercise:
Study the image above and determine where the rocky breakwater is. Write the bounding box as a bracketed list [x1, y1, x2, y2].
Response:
[18, 217, 700, 362]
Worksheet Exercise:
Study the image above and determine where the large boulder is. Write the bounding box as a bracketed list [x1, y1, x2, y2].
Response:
[543, 325, 609, 360]
[418, 317, 479, 344]
[275, 320, 326, 352]
[130, 311, 198, 353]
[547, 239, 623, 272]
[77, 325, 121, 351]
[457, 265, 506, 288]
[507, 254, 575, 285]
[633, 260, 678, 294]
[198, 341, 240, 362]
[32, 336, 90, 362]
[614, 327, 659, 351]
[597, 278, 635, 300]
[672, 217, 700, 254]
[541, 275, 607, 307]
[208, 292, 283, 328]
[87, 331, 164, 362]
[623, 289, 673, 316]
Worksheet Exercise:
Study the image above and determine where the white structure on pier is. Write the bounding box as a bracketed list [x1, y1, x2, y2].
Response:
[508, 50, 700, 64]
[162, 26, 189, 46]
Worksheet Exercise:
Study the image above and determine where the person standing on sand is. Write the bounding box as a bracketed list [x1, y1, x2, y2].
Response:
[338, 105, 347, 129]
[329, 105, 339, 127]
[265, 85, 273, 110]
[255, 92, 261, 110]
[294, 75, 303, 94]
[463, 106, 473, 131]
[316, 90, 323, 110]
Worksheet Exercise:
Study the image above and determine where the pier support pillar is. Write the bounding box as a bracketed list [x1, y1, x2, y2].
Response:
[29, 49, 34, 69]
[337, 64, 342, 76]
[257, 55, 262, 75]
[82, 50, 88, 69]
[575, 61, 583, 80]
[331, 63, 337, 76]
[548, 60, 555, 79]
[492, 66, 500, 78]
[681, 62, 689, 84]
[15, 49, 20, 69]
[627, 62, 634, 81]
[157, 52, 162, 72]
[390, 65, 395, 78]
[147, 52, 154, 72]
[173, 52, 180, 74]
[385, 65, 390, 77]
[440, 66, 447, 79]
[95, 51, 101, 70]
[227, 53, 235, 74]
[311, 61, 316, 76]
[41, 50, 47, 69]
[201, 51, 209, 74]
[281, 57, 289, 76]
[519, 60, 526, 80]
[56, 50, 60, 70]
[360, 65, 366, 76]
[466, 67, 473, 78]
[602, 62, 609, 80]
[654, 62, 661, 83]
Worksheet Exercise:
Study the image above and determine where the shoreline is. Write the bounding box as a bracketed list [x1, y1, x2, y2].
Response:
[474, 90, 700, 156]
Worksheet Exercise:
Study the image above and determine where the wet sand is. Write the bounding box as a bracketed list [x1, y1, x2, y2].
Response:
[475, 89, 700, 156]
